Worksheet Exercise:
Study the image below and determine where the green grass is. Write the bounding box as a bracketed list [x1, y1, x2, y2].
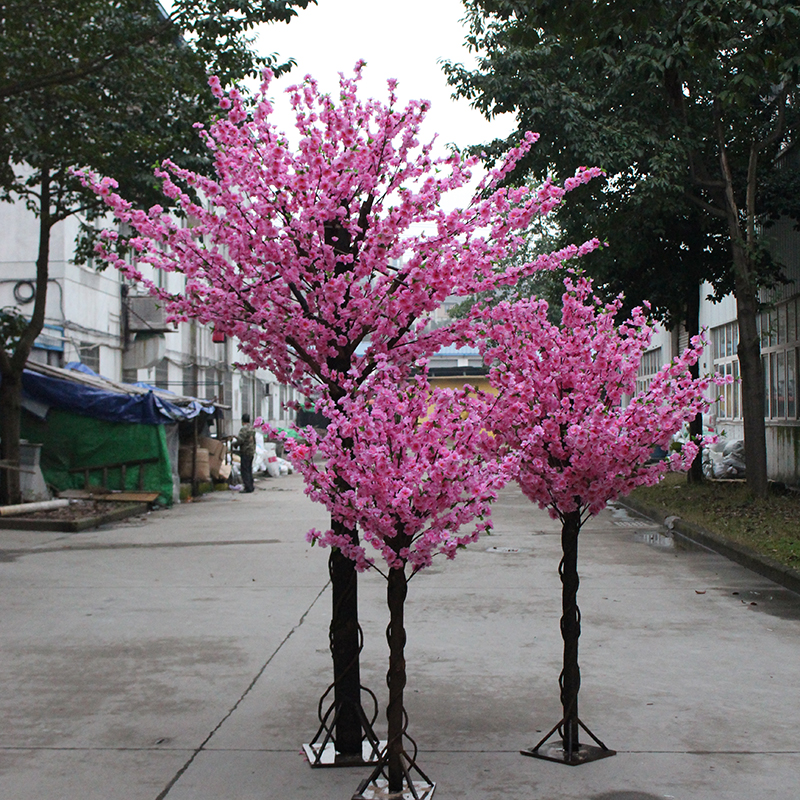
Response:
[628, 473, 800, 570]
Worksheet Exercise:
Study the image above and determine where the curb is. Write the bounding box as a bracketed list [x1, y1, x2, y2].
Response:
[616, 496, 800, 597]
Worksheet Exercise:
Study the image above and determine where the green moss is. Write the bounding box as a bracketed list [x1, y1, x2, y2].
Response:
[629, 473, 800, 570]
[178, 482, 219, 502]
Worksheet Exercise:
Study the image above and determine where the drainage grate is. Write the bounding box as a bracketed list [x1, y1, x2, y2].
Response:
[612, 520, 658, 529]
[486, 546, 524, 554]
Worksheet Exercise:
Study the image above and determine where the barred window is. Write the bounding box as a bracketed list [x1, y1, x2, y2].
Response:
[183, 364, 198, 398]
[636, 347, 662, 394]
[79, 342, 101, 374]
[155, 358, 169, 390]
[241, 374, 254, 420]
[712, 322, 741, 420]
[760, 296, 799, 420]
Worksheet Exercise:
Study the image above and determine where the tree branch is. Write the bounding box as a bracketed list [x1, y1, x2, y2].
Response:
[0, 16, 176, 101]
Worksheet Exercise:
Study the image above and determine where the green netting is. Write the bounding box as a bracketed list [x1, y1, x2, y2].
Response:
[22, 408, 174, 506]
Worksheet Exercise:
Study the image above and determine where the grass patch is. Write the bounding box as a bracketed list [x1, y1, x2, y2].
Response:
[628, 473, 800, 570]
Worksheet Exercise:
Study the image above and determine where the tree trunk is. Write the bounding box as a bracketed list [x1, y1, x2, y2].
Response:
[385, 563, 408, 793]
[559, 509, 582, 755]
[329, 520, 364, 757]
[686, 281, 704, 484]
[0, 370, 23, 506]
[715, 121, 769, 498]
[734, 270, 769, 498]
[0, 167, 52, 506]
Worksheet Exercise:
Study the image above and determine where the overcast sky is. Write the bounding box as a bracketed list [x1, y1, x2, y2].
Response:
[254, 0, 516, 155]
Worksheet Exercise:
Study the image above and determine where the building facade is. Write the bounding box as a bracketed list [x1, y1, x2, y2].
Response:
[0, 201, 296, 435]
[641, 233, 800, 486]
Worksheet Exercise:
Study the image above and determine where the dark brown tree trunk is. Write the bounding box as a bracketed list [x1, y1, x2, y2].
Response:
[686, 281, 705, 484]
[385, 563, 408, 793]
[329, 523, 364, 757]
[1, 166, 52, 506]
[733, 266, 769, 498]
[715, 118, 769, 498]
[0, 370, 23, 505]
[559, 509, 582, 755]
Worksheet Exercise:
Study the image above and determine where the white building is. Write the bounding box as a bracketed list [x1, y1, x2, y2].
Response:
[639, 223, 800, 486]
[0, 200, 297, 436]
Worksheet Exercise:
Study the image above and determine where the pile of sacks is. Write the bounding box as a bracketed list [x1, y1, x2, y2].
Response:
[252, 432, 294, 477]
[703, 439, 746, 479]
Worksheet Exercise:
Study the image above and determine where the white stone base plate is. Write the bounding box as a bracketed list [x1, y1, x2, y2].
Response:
[352, 777, 436, 800]
[302, 740, 386, 767]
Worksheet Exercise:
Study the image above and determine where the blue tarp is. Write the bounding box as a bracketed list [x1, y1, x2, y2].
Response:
[13, 363, 217, 425]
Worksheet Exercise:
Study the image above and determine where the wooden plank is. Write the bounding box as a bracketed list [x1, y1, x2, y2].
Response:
[57, 490, 95, 499]
[58, 490, 159, 503]
[92, 492, 160, 503]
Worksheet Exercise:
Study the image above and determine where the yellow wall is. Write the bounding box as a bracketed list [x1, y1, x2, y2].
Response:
[429, 374, 492, 394]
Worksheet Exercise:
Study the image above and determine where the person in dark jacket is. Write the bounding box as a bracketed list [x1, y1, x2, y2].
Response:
[235, 413, 256, 493]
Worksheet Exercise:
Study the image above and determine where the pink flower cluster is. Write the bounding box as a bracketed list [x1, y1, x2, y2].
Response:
[281, 365, 509, 573]
[74, 63, 718, 575]
[473, 277, 728, 521]
[76, 64, 600, 398]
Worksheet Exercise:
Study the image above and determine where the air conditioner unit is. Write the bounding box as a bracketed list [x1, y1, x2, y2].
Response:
[126, 295, 171, 332]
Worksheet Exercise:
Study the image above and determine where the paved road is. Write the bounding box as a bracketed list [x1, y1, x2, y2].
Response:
[0, 474, 798, 799]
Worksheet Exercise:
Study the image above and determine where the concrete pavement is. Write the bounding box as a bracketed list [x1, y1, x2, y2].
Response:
[0, 474, 798, 799]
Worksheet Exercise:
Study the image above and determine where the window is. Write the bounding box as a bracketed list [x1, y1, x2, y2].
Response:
[241, 374, 253, 420]
[223, 370, 232, 408]
[636, 347, 662, 394]
[760, 296, 799, 421]
[183, 364, 198, 398]
[712, 322, 742, 420]
[205, 367, 218, 401]
[79, 342, 101, 374]
[155, 358, 169, 390]
[255, 379, 268, 420]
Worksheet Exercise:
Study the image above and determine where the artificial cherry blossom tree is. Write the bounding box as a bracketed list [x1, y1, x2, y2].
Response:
[79, 63, 602, 765]
[284, 363, 506, 799]
[473, 277, 725, 765]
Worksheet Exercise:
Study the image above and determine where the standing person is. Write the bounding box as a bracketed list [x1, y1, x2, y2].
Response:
[235, 413, 256, 493]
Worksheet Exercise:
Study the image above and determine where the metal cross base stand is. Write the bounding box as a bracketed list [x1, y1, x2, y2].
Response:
[351, 743, 436, 800]
[352, 777, 436, 800]
[303, 687, 383, 768]
[521, 718, 616, 766]
[303, 740, 387, 767]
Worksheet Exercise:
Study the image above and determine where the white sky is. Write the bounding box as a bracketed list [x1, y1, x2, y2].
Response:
[253, 0, 516, 156]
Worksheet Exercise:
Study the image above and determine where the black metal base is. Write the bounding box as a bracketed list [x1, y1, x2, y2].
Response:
[521, 715, 616, 766]
[304, 680, 382, 768]
[351, 736, 435, 800]
[521, 741, 616, 766]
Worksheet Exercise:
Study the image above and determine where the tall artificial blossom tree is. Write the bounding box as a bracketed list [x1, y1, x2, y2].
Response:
[285, 364, 505, 798]
[447, 0, 800, 498]
[81, 63, 602, 765]
[473, 277, 725, 764]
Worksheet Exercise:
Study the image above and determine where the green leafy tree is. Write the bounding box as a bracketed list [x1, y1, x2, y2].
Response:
[0, 0, 311, 101]
[0, 0, 312, 505]
[446, 0, 800, 497]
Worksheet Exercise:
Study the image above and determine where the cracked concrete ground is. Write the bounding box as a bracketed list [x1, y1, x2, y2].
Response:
[0, 473, 798, 799]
